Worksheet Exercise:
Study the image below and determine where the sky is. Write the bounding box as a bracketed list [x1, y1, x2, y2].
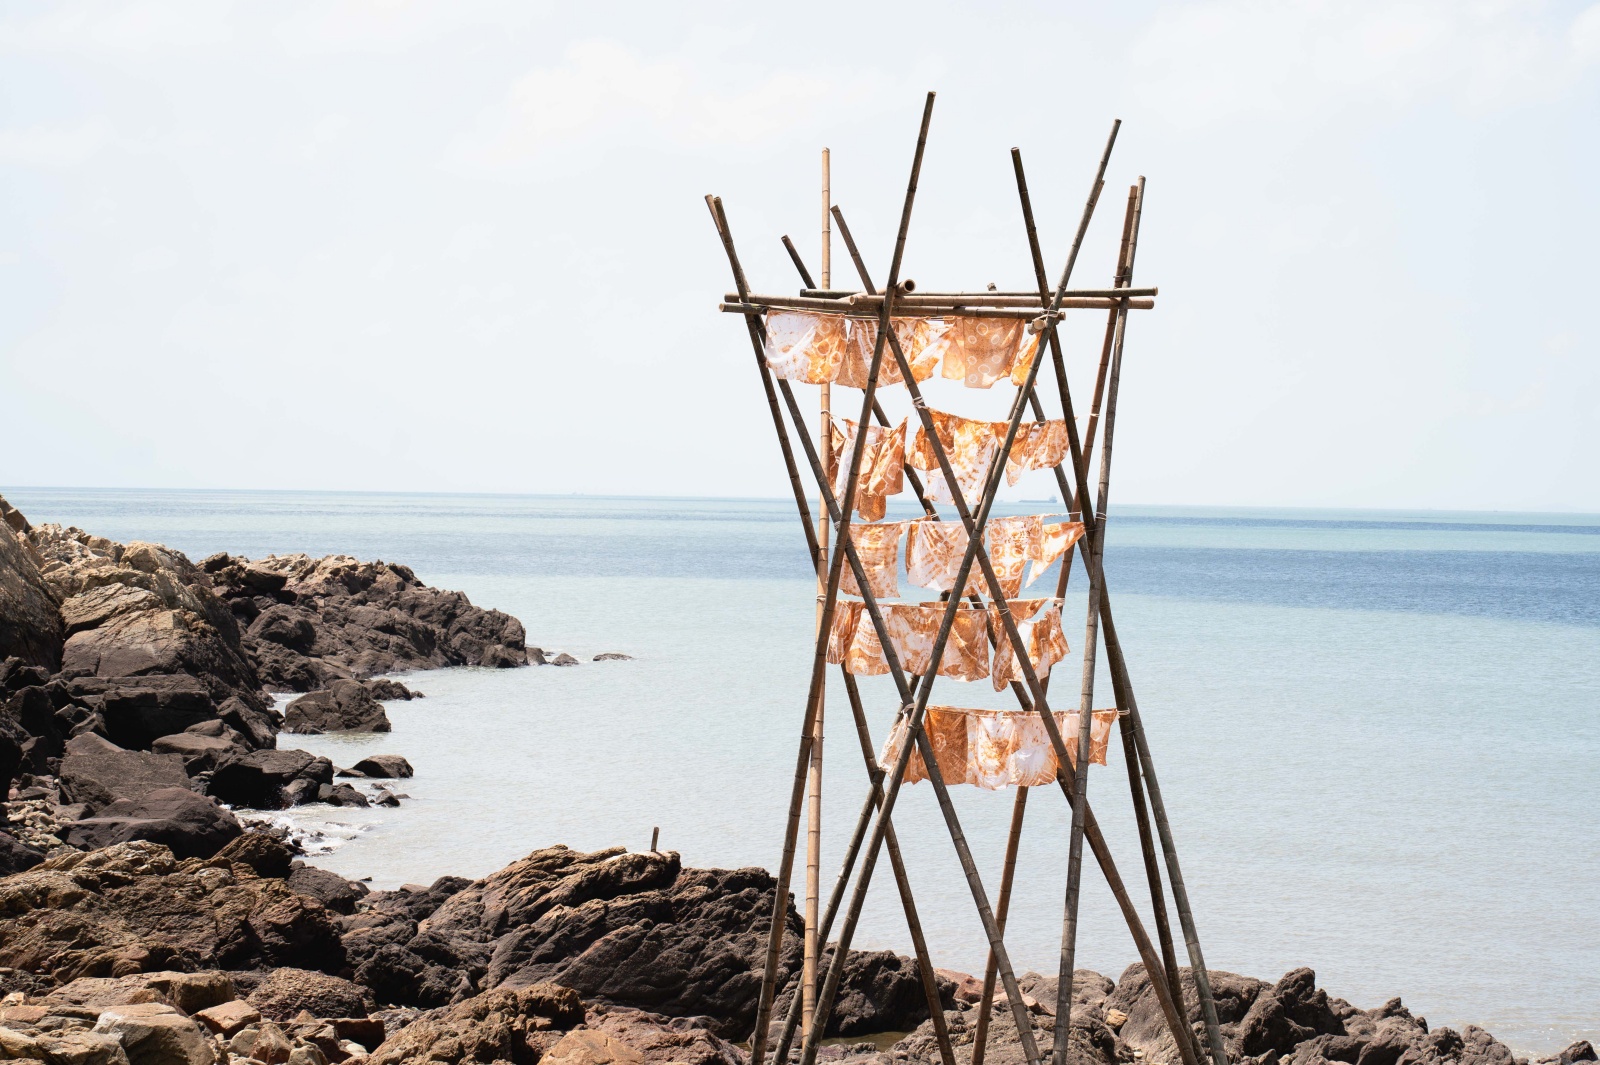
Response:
[1, 1, 1596, 511]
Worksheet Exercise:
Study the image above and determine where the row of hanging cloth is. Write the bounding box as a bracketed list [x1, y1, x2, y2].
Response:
[838, 515, 1087, 601]
[879, 706, 1122, 790]
[829, 411, 1070, 522]
[764, 311, 1046, 392]
[828, 597, 1071, 692]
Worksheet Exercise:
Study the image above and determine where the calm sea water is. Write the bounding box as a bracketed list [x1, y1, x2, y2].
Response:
[3, 487, 1596, 1055]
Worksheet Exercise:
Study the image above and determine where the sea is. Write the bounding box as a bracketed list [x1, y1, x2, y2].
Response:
[2, 486, 1596, 1056]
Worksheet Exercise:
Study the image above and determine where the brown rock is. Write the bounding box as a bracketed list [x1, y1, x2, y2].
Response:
[0, 495, 63, 671]
[93, 1001, 218, 1065]
[215, 831, 295, 879]
[57, 734, 195, 814]
[246, 968, 373, 1022]
[46, 970, 235, 1016]
[195, 999, 262, 1036]
[368, 983, 583, 1065]
[283, 682, 390, 735]
[542, 1030, 643, 1065]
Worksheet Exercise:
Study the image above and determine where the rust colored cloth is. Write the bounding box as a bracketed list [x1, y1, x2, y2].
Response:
[763, 311, 849, 384]
[881, 706, 1119, 790]
[835, 317, 947, 389]
[826, 601, 990, 682]
[829, 418, 905, 523]
[840, 521, 905, 600]
[988, 598, 1070, 692]
[903, 516, 1044, 599]
[907, 409, 1070, 505]
[1009, 329, 1044, 387]
[1026, 521, 1087, 589]
[942, 317, 1029, 389]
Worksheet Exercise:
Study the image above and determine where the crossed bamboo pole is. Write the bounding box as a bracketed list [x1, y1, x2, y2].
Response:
[710, 96, 1225, 1065]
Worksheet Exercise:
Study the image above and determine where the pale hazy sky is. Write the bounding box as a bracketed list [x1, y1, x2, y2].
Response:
[2, 1, 1596, 511]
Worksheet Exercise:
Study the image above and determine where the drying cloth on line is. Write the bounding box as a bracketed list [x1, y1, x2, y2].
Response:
[1027, 521, 1087, 588]
[988, 598, 1070, 692]
[904, 516, 1080, 599]
[907, 410, 1070, 505]
[880, 706, 1119, 790]
[840, 520, 907, 600]
[941, 317, 1042, 390]
[829, 418, 906, 524]
[836, 317, 947, 389]
[826, 601, 990, 682]
[762, 311, 849, 385]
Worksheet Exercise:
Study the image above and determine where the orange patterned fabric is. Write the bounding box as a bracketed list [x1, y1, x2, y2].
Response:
[840, 521, 905, 600]
[1026, 521, 1087, 589]
[763, 312, 849, 384]
[942, 317, 1029, 389]
[881, 706, 1118, 790]
[1009, 329, 1044, 387]
[835, 317, 947, 390]
[903, 516, 1050, 599]
[907, 409, 1069, 505]
[829, 419, 905, 523]
[826, 601, 990, 682]
[988, 598, 1070, 692]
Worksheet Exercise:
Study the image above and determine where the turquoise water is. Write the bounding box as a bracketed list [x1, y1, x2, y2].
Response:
[3, 487, 1596, 1055]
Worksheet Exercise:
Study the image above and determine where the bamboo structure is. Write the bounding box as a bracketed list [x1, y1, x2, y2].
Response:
[709, 94, 1224, 1065]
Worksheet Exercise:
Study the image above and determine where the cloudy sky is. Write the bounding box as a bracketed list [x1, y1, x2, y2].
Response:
[2, 1, 1596, 511]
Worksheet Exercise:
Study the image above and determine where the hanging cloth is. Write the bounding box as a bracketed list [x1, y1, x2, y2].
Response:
[835, 317, 948, 390]
[828, 418, 906, 524]
[1025, 521, 1087, 589]
[1009, 328, 1044, 387]
[942, 317, 1031, 389]
[826, 601, 990, 682]
[906, 410, 1070, 506]
[840, 521, 906, 600]
[988, 598, 1070, 692]
[903, 516, 1043, 600]
[880, 706, 1119, 789]
[762, 311, 849, 385]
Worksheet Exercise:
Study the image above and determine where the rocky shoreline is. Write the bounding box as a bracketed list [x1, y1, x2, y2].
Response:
[0, 494, 1588, 1065]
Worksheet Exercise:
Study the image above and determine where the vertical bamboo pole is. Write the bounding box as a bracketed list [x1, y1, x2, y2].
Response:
[802, 146, 833, 1045]
[970, 786, 1028, 1065]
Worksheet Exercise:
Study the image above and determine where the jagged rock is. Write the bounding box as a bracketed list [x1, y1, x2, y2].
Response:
[215, 830, 296, 879]
[286, 863, 369, 916]
[63, 787, 242, 860]
[247, 968, 374, 1022]
[0, 496, 64, 671]
[0, 840, 344, 979]
[0, 828, 45, 875]
[1236, 966, 1347, 1058]
[249, 607, 316, 655]
[93, 1001, 220, 1065]
[592, 653, 633, 662]
[283, 682, 391, 735]
[315, 784, 369, 808]
[58, 733, 196, 813]
[367, 983, 583, 1065]
[0, 1023, 130, 1064]
[1559, 1042, 1599, 1065]
[151, 731, 246, 774]
[586, 1004, 743, 1065]
[69, 675, 220, 751]
[542, 1029, 642, 1065]
[350, 756, 412, 780]
[361, 680, 419, 701]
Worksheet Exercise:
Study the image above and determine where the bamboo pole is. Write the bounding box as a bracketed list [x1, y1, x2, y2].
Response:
[801, 146, 833, 1043]
[970, 786, 1029, 1065]
[798, 287, 1156, 299]
[719, 296, 1154, 315]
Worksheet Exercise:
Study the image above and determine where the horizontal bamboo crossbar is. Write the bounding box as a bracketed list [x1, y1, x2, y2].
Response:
[720, 296, 1153, 317]
[799, 287, 1157, 300]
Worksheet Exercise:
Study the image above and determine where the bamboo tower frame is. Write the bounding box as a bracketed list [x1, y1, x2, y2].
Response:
[707, 93, 1226, 1065]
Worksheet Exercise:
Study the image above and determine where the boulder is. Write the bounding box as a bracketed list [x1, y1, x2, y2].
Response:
[368, 983, 583, 1065]
[70, 675, 220, 751]
[93, 1001, 219, 1065]
[58, 733, 196, 813]
[216, 831, 295, 879]
[315, 783, 369, 808]
[586, 1004, 744, 1065]
[0, 1024, 129, 1064]
[208, 749, 326, 810]
[541, 1030, 643, 1065]
[0, 828, 45, 875]
[151, 731, 245, 774]
[64, 787, 243, 860]
[286, 863, 370, 916]
[361, 680, 419, 701]
[283, 682, 391, 735]
[592, 653, 633, 662]
[820, 947, 954, 1036]
[1561, 1042, 1599, 1065]
[1236, 966, 1347, 1058]
[0, 840, 344, 979]
[194, 1000, 262, 1037]
[0, 495, 64, 671]
[350, 756, 412, 780]
[249, 606, 316, 654]
[246, 968, 374, 1022]
[549, 653, 579, 667]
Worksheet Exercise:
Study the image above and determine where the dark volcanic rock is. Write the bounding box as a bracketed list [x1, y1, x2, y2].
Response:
[364, 678, 421, 700]
[819, 947, 956, 1036]
[70, 673, 219, 750]
[57, 732, 196, 813]
[205, 552, 530, 692]
[286, 861, 370, 915]
[284, 679, 392, 734]
[208, 747, 329, 809]
[151, 729, 246, 773]
[216, 830, 295, 878]
[62, 786, 243, 859]
[0, 829, 46, 875]
[0, 497, 64, 671]
[353, 754, 414, 779]
[0, 840, 344, 979]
